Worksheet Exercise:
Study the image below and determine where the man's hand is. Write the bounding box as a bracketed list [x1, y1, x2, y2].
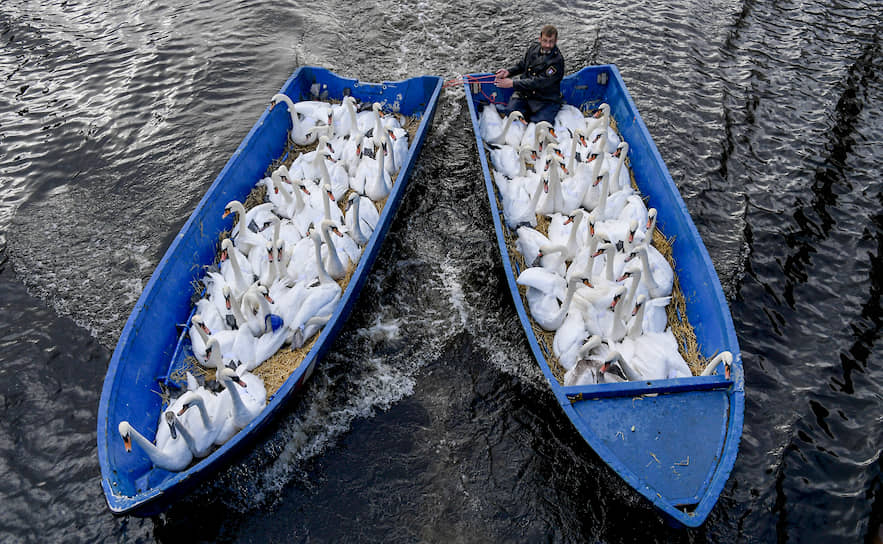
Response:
[496, 77, 514, 89]
[495, 69, 510, 79]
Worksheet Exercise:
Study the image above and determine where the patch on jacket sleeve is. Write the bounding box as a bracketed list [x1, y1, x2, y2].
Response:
[545, 65, 557, 77]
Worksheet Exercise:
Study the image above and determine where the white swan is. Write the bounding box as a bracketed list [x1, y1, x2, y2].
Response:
[625, 244, 673, 298]
[480, 107, 525, 146]
[217, 367, 266, 431]
[562, 336, 606, 385]
[592, 103, 621, 153]
[701, 351, 733, 378]
[345, 193, 379, 246]
[174, 391, 224, 457]
[501, 174, 544, 229]
[223, 200, 274, 254]
[118, 414, 193, 472]
[269, 93, 320, 146]
[359, 132, 393, 202]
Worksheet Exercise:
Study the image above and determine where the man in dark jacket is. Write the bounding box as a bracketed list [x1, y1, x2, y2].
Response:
[494, 24, 564, 125]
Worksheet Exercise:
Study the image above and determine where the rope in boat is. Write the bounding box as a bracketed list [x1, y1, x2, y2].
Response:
[442, 74, 508, 104]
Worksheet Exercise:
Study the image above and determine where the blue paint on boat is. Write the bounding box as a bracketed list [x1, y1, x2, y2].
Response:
[463, 65, 744, 528]
[97, 67, 442, 516]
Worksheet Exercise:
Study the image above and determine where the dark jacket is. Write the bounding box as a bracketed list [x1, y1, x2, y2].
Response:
[507, 42, 564, 103]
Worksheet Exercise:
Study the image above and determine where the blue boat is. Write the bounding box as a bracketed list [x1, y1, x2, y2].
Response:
[97, 67, 442, 516]
[463, 65, 743, 527]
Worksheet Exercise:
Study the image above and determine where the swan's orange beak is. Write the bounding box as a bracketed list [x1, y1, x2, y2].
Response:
[564, 216, 573, 225]
[332, 226, 343, 237]
[222, 209, 232, 219]
[582, 278, 593, 288]
[122, 433, 132, 452]
[327, 190, 335, 201]
[300, 185, 310, 195]
[561, 165, 569, 175]
[593, 175, 602, 187]
[388, 130, 397, 141]
[725, 363, 731, 380]
[233, 377, 247, 388]
[177, 404, 191, 417]
[220, 249, 228, 262]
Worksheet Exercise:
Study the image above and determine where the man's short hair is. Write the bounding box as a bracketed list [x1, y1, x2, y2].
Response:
[541, 25, 558, 39]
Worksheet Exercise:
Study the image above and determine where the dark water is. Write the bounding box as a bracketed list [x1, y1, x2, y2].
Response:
[2, 0, 882, 542]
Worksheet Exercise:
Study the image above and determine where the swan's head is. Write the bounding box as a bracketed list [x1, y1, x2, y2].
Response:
[205, 336, 221, 359]
[632, 294, 647, 316]
[323, 184, 335, 201]
[220, 238, 235, 259]
[594, 169, 609, 187]
[222, 200, 242, 219]
[591, 241, 611, 258]
[627, 219, 639, 243]
[321, 219, 344, 238]
[507, 110, 526, 124]
[646, 208, 657, 230]
[218, 367, 247, 388]
[269, 93, 288, 109]
[609, 285, 627, 310]
[593, 103, 610, 118]
[192, 314, 210, 334]
[118, 422, 133, 452]
[702, 351, 734, 378]
[614, 141, 629, 158]
[346, 192, 359, 211]
[600, 355, 628, 381]
[624, 245, 647, 263]
[617, 262, 641, 283]
[164, 411, 179, 439]
[176, 391, 204, 417]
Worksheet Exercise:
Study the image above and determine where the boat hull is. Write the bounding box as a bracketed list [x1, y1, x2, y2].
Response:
[97, 67, 442, 516]
[464, 65, 743, 527]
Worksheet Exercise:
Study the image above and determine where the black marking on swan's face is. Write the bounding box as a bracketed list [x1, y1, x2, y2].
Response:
[165, 412, 177, 439]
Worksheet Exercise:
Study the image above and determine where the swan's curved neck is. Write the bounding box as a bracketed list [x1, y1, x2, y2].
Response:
[311, 234, 335, 284]
[604, 245, 616, 282]
[320, 223, 345, 276]
[567, 130, 581, 171]
[273, 94, 300, 132]
[500, 114, 515, 141]
[566, 213, 582, 252]
[322, 186, 333, 222]
[222, 377, 249, 422]
[125, 425, 166, 459]
[350, 198, 367, 245]
[627, 301, 645, 338]
[344, 99, 357, 126]
[623, 268, 642, 312]
[607, 291, 629, 341]
[550, 281, 579, 330]
[193, 320, 210, 344]
[596, 173, 610, 217]
[610, 146, 627, 195]
[638, 249, 658, 290]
